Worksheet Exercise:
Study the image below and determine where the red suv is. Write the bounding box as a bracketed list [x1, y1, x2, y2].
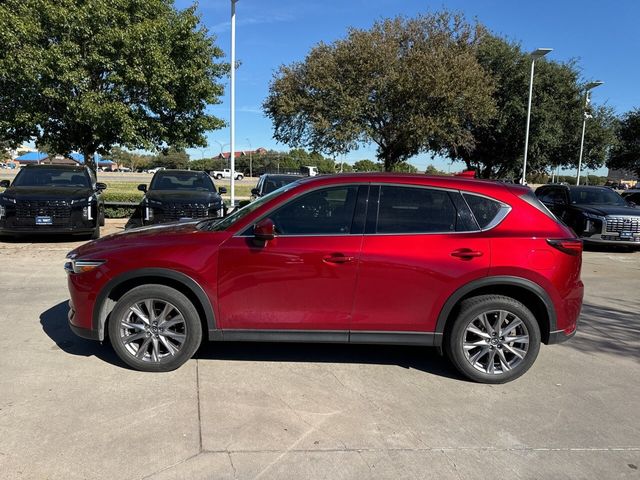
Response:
[66, 174, 583, 383]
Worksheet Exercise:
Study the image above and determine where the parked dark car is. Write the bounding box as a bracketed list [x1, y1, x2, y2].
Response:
[0, 164, 106, 238]
[536, 184, 640, 246]
[621, 189, 640, 205]
[126, 170, 226, 229]
[251, 174, 301, 201]
[66, 173, 583, 383]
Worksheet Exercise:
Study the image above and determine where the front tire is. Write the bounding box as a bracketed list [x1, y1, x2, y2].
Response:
[445, 295, 541, 384]
[108, 284, 202, 372]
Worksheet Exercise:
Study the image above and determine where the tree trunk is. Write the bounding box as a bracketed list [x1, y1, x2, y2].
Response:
[82, 147, 97, 176]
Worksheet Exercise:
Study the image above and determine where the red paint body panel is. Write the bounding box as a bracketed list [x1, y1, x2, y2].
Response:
[351, 234, 490, 331]
[66, 173, 584, 345]
[218, 235, 362, 330]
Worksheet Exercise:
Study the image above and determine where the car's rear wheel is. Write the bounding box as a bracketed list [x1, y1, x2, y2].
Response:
[446, 295, 540, 384]
[108, 285, 202, 372]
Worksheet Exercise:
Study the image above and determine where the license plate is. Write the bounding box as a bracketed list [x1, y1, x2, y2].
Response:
[620, 231, 632, 239]
[35, 216, 52, 225]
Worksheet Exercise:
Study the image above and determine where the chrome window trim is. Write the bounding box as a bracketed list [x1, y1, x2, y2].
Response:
[234, 180, 512, 238]
[461, 192, 512, 232]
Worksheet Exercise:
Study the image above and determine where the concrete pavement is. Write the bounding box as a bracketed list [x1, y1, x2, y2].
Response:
[0, 224, 638, 479]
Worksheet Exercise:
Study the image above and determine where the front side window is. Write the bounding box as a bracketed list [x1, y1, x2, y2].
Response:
[375, 186, 459, 234]
[268, 186, 359, 235]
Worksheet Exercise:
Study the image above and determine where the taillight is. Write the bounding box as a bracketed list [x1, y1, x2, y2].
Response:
[547, 238, 583, 256]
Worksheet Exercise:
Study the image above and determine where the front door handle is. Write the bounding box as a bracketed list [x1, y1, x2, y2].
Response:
[451, 248, 484, 260]
[323, 254, 355, 264]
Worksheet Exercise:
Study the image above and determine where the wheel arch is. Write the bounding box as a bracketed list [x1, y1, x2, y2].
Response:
[93, 268, 216, 342]
[435, 276, 557, 345]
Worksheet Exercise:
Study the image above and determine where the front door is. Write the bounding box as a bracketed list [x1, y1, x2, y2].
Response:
[217, 185, 363, 332]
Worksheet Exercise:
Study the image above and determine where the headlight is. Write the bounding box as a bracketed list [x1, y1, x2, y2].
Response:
[0, 196, 16, 204]
[0, 204, 5, 219]
[147, 199, 163, 206]
[64, 259, 106, 274]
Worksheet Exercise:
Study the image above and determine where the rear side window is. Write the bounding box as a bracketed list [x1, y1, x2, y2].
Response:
[463, 194, 504, 229]
[376, 186, 458, 233]
[520, 190, 558, 221]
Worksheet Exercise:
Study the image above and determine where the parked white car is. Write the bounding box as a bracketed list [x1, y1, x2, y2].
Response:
[212, 169, 243, 180]
[148, 167, 166, 174]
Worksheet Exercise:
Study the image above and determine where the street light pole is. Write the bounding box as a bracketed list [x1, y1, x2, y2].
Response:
[230, 0, 239, 207]
[522, 48, 553, 185]
[576, 81, 604, 186]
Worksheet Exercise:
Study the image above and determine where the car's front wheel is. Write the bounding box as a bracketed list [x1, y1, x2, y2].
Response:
[446, 295, 541, 384]
[108, 284, 202, 372]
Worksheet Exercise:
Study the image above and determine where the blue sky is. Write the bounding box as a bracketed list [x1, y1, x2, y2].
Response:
[179, 0, 640, 174]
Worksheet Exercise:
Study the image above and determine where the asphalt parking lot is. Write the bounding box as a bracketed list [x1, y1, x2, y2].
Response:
[0, 223, 638, 480]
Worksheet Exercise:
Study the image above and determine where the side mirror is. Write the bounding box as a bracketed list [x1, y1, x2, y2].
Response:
[218, 186, 227, 194]
[253, 218, 275, 242]
[95, 182, 107, 191]
[251, 188, 259, 195]
[137, 184, 147, 192]
[0, 179, 10, 188]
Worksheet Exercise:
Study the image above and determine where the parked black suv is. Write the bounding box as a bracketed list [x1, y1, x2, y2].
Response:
[535, 184, 640, 246]
[127, 170, 226, 228]
[251, 174, 301, 201]
[0, 164, 106, 238]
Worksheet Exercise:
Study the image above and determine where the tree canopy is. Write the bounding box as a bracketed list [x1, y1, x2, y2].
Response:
[448, 35, 617, 178]
[0, 0, 227, 171]
[264, 11, 496, 171]
[609, 108, 640, 176]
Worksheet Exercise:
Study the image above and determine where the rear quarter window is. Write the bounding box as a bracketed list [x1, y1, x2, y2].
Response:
[462, 193, 507, 229]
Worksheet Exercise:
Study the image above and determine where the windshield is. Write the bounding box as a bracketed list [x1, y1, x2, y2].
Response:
[150, 171, 215, 192]
[200, 181, 300, 231]
[262, 175, 300, 194]
[570, 187, 627, 206]
[13, 168, 90, 188]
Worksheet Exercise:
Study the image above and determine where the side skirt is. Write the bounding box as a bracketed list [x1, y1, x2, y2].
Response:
[209, 329, 440, 346]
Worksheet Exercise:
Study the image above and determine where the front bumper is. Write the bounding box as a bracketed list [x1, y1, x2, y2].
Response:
[68, 302, 100, 340]
[581, 234, 640, 246]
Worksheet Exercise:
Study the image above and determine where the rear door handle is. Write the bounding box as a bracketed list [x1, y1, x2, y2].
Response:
[323, 254, 355, 264]
[451, 248, 484, 259]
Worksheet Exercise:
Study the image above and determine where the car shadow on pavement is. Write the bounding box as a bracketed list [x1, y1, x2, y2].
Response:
[196, 341, 463, 380]
[0, 233, 89, 243]
[39, 300, 127, 368]
[39, 301, 463, 378]
[567, 302, 640, 361]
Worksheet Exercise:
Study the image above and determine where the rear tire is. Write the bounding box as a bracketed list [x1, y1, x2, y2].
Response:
[108, 284, 202, 372]
[445, 295, 541, 384]
[90, 225, 100, 240]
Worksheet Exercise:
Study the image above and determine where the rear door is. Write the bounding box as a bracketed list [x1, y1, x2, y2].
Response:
[350, 185, 491, 334]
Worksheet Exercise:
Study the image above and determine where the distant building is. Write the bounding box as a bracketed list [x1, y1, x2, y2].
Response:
[12, 151, 117, 171]
[216, 147, 267, 160]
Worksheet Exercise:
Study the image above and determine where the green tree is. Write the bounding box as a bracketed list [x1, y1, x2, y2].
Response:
[0, 0, 227, 172]
[609, 108, 640, 176]
[155, 147, 190, 169]
[264, 11, 495, 171]
[448, 35, 616, 178]
[353, 159, 382, 172]
[425, 164, 447, 175]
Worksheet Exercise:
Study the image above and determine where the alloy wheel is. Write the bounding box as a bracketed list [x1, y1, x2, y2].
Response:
[462, 310, 530, 375]
[118, 299, 187, 363]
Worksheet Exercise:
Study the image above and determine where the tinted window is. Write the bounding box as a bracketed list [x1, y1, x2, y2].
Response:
[376, 186, 458, 233]
[262, 176, 299, 194]
[269, 186, 359, 235]
[13, 168, 89, 187]
[463, 194, 503, 229]
[538, 188, 566, 205]
[150, 172, 215, 192]
[569, 187, 626, 206]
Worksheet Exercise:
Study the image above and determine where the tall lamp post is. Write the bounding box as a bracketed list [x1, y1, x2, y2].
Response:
[576, 81, 604, 185]
[522, 47, 553, 185]
[229, 0, 239, 207]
